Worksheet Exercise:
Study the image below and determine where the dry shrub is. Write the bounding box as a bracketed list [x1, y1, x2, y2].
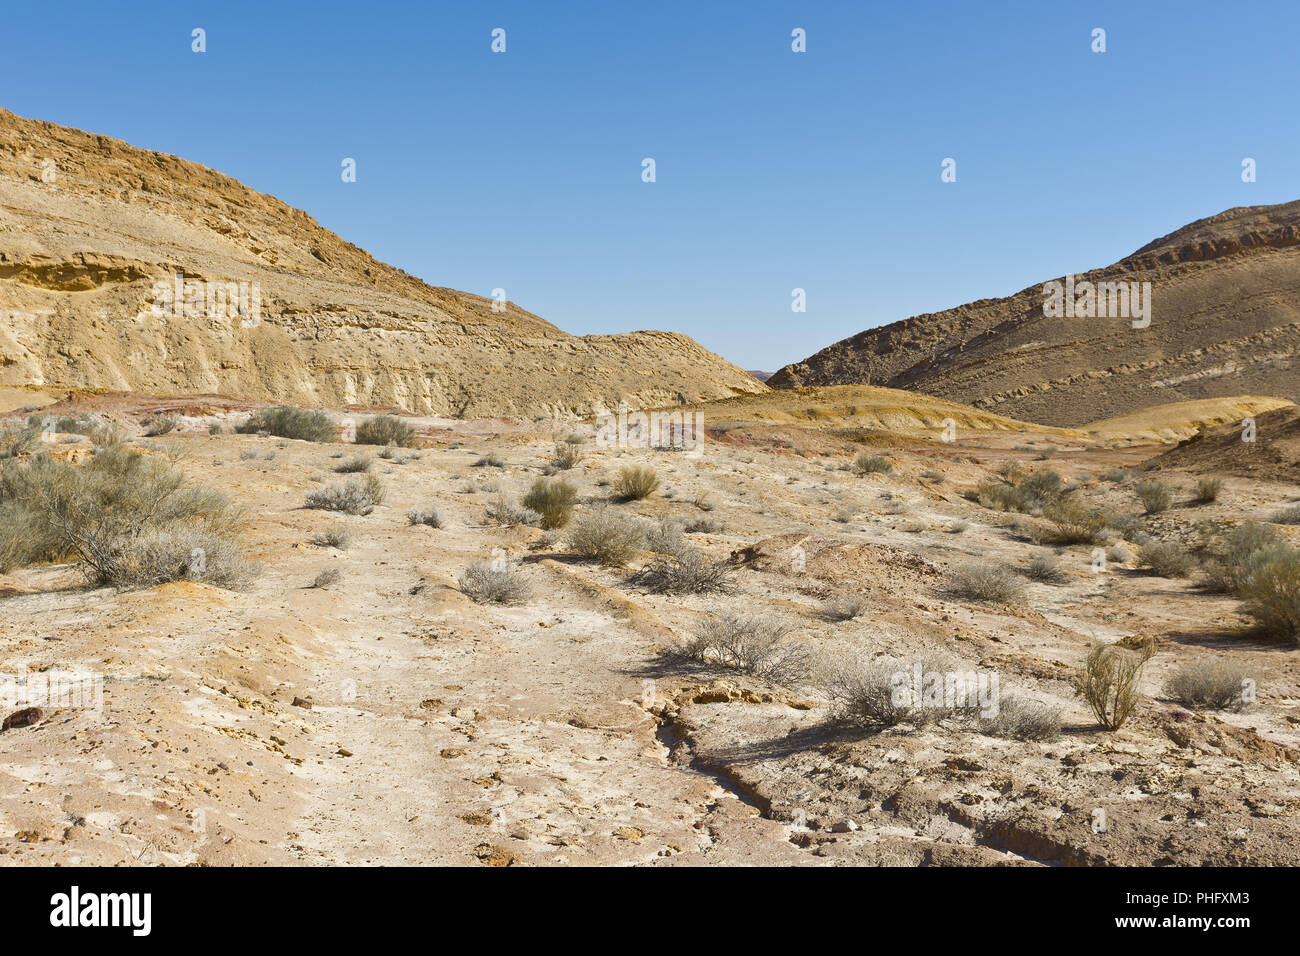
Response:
[1236, 544, 1300, 643]
[674, 613, 809, 683]
[979, 695, 1063, 741]
[630, 546, 734, 595]
[459, 559, 530, 605]
[311, 567, 342, 589]
[1164, 657, 1252, 711]
[823, 653, 955, 728]
[612, 466, 658, 501]
[1040, 497, 1110, 544]
[944, 563, 1025, 603]
[355, 414, 416, 447]
[1272, 504, 1300, 525]
[237, 406, 335, 442]
[1134, 478, 1173, 514]
[1024, 551, 1066, 583]
[853, 454, 893, 475]
[334, 454, 372, 473]
[0, 445, 251, 587]
[311, 526, 353, 549]
[522, 478, 577, 528]
[568, 506, 646, 566]
[1195, 477, 1224, 503]
[484, 494, 541, 527]
[1076, 637, 1154, 730]
[822, 594, 868, 621]
[407, 507, 443, 528]
[551, 443, 583, 470]
[305, 475, 385, 515]
[1138, 539, 1194, 577]
[141, 415, 178, 437]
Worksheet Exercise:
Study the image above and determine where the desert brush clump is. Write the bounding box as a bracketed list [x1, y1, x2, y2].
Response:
[852, 453, 893, 476]
[612, 466, 659, 501]
[141, 414, 178, 437]
[1164, 657, 1252, 711]
[568, 506, 646, 566]
[1076, 637, 1154, 730]
[522, 478, 577, 528]
[673, 613, 809, 684]
[474, 452, 505, 468]
[944, 563, 1026, 603]
[333, 454, 372, 473]
[1025, 550, 1067, 583]
[355, 414, 416, 447]
[407, 506, 443, 528]
[311, 526, 353, 549]
[310, 567, 342, 589]
[459, 559, 530, 605]
[484, 493, 542, 527]
[1039, 496, 1112, 545]
[1194, 476, 1224, 503]
[236, 406, 335, 443]
[979, 695, 1063, 741]
[1134, 478, 1174, 514]
[629, 545, 734, 595]
[822, 594, 868, 621]
[1271, 504, 1300, 525]
[0, 444, 253, 588]
[1235, 544, 1300, 643]
[822, 653, 958, 728]
[550, 443, 583, 470]
[0, 421, 39, 459]
[1138, 538, 1195, 577]
[304, 475, 385, 515]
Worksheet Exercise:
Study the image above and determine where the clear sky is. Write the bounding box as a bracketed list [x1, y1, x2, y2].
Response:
[4, 1, 1298, 371]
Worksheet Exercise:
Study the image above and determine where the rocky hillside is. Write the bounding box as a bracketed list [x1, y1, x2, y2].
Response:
[0, 109, 763, 417]
[770, 201, 1300, 426]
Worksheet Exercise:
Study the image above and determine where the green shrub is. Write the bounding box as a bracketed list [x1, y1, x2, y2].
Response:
[1134, 478, 1173, 514]
[612, 466, 659, 501]
[237, 406, 335, 442]
[355, 415, 416, 447]
[1076, 637, 1154, 730]
[1138, 539, 1195, 577]
[522, 478, 577, 528]
[853, 454, 893, 476]
[1236, 544, 1300, 643]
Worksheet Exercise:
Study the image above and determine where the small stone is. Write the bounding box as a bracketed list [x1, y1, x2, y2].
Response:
[2, 707, 43, 730]
[829, 819, 858, 833]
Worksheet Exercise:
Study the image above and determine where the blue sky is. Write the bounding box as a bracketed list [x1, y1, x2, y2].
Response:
[4, 1, 1299, 370]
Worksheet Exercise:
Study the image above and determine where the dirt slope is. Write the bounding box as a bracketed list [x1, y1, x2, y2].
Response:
[0, 108, 763, 417]
[770, 201, 1300, 426]
[1150, 405, 1300, 481]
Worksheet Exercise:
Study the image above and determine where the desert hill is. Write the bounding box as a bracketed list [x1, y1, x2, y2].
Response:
[769, 201, 1300, 427]
[1150, 404, 1300, 481]
[0, 109, 764, 417]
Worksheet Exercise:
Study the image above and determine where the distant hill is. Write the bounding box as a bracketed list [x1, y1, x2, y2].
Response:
[769, 201, 1300, 426]
[0, 109, 765, 417]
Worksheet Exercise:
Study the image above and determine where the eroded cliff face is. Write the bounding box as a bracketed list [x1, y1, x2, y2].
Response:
[771, 201, 1300, 427]
[0, 109, 764, 416]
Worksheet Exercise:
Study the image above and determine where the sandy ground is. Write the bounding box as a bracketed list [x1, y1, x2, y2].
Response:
[1, 399, 1298, 866]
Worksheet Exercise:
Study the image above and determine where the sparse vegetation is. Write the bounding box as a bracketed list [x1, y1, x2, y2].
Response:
[1024, 550, 1067, 583]
[236, 406, 335, 443]
[522, 478, 577, 529]
[822, 594, 868, 621]
[311, 567, 342, 589]
[568, 507, 645, 566]
[1134, 478, 1173, 514]
[550, 443, 583, 470]
[0, 444, 252, 587]
[484, 494, 541, 527]
[1236, 543, 1300, 643]
[407, 507, 443, 528]
[1194, 476, 1224, 503]
[474, 452, 505, 468]
[1138, 539, 1195, 577]
[1164, 657, 1252, 711]
[1076, 637, 1154, 730]
[853, 454, 892, 475]
[334, 454, 372, 473]
[944, 563, 1025, 603]
[459, 559, 530, 605]
[311, 526, 353, 549]
[304, 475, 385, 515]
[355, 415, 416, 447]
[1271, 504, 1300, 525]
[979, 695, 1063, 741]
[612, 466, 658, 501]
[823, 654, 955, 728]
[141, 414, 178, 437]
[674, 613, 809, 683]
[630, 546, 734, 595]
